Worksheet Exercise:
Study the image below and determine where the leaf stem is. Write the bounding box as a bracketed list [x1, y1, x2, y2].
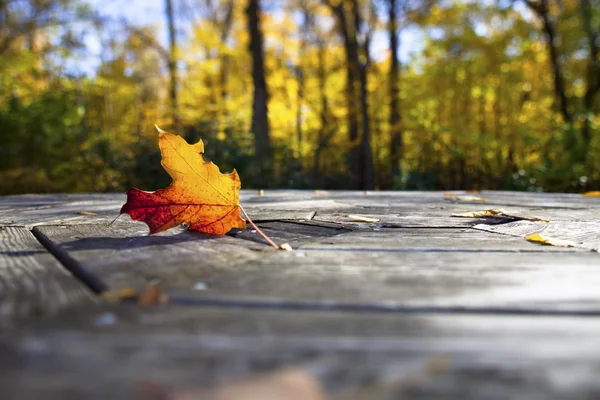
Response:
[238, 204, 279, 249]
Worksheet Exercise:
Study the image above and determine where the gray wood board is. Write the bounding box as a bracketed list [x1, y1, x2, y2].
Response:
[0, 227, 94, 321]
[2, 191, 597, 228]
[1, 305, 600, 399]
[473, 221, 600, 252]
[229, 220, 349, 248]
[32, 223, 272, 293]
[300, 228, 583, 252]
[33, 223, 600, 311]
[0, 193, 328, 226]
[170, 249, 600, 311]
[338, 190, 600, 209]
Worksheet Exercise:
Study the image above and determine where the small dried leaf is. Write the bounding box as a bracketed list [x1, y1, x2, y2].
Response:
[347, 214, 381, 223]
[452, 209, 504, 218]
[445, 195, 487, 202]
[525, 233, 576, 248]
[583, 191, 600, 197]
[138, 282, 169, 306]
[452, 209, 549, 222]
[77, 211, 98, 216]
[279, 243, 293, 251]
[101, 288, 137, 303]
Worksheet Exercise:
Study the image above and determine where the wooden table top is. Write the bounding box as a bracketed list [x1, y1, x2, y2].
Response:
[1, 190, 600, 399]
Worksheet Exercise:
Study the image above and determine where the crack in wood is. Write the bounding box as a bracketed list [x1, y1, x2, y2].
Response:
[31, 227, 109, 294]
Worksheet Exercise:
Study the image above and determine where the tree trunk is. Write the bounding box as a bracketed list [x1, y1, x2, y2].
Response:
[165, 0, 180, 131]
[313, 41, 332, 187]
[579, 0, 599, 151]
[246, 0, 272, 161]
[354, 0, 375, 190]
[330, 2, 360, 188]
[218, 1, 235, 131]
[296, 3, 310, 156]
[526, 0, 572, 125]
[388, 0, 402, 189]
[329, 1, 374, 190]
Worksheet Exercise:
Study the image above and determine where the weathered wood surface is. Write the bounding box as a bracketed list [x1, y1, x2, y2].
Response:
[0, 227, 93, 321]
[1, 190, 600, 399]
[2, 190, 599, 228]
[30, 223, 600, 311]
[2, 305, 600, 399]
[474, 220, 600, 252]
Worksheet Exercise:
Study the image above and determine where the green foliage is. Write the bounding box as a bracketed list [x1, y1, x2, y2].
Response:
[0, 0, 598, 194]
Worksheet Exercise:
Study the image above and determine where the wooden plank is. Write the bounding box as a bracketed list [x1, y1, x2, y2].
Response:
[300, 228, 583, 252]
[306, 190, 600, 210]
[229, 221, 349, 248]
[0, 193, 323, 227]
[309, 204, 599, 229]
[166, 247, 600, 311]
[473, 221, 600, 252]
[32, 223, 271, 293]
[2, 305, 600, 399]
[0, 227, 94, 320]
[33, 222, 600, 310]
[2, 191, 596, 229]
[312, 211, 478, 228]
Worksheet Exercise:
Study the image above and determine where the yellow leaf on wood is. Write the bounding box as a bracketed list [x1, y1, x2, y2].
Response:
[583, 191, 600, 197]
[121, 126, 246, 235]
[525, 233, 576, 248]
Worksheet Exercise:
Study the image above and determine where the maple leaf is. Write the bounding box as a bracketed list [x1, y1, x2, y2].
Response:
[121, 127, 246, 235]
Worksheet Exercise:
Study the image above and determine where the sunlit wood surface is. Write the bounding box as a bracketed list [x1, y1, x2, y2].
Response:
[1, 190, 600, 399]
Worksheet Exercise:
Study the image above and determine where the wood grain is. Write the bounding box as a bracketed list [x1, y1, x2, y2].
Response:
[2, 190, 600, 400]
[0, 227, 93, 320]
[163, 247, 600, 311]
[474, 221, 600, 252]
[2, 305, 600, 399]
[32, 223, 270, 293]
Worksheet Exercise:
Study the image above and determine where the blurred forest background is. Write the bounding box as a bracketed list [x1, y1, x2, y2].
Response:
[1, 0, 599, 193]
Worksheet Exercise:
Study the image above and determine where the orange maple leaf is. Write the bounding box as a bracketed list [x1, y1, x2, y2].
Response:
[121, 127, 246, 235]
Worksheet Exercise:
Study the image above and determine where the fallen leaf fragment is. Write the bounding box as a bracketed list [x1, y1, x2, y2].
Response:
[347, 214, 381, 223]
[452, 209, 549, 222]
[279, 243, 293, 251]
[451, 209, 504, 218]
[140, 367, 328, 400]
[100, 283, 169, 306]
[525, 233, 576, 248]
[444, 194, 487, 202]
[583, 191, 600, 197]
[138, 282, 169, 306]
[100, 288, 137, 303]
[121, 126, 246, 235]
[77, 211, 98, 216]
